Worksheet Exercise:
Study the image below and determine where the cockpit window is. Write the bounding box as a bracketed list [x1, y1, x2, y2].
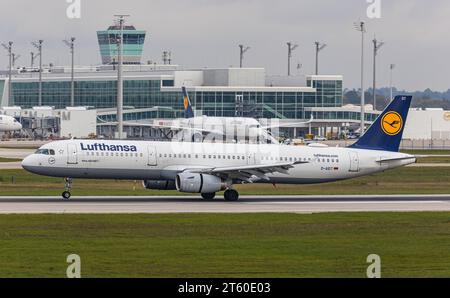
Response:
[35, 149, 55, 155]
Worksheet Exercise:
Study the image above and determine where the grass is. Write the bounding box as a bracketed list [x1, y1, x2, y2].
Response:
[0, 212, 449, 277]
[417, 156, 450, 163]
[0, 157, 22, 163]
[0, 167, 449, 196]
[401, 149, 450, 155]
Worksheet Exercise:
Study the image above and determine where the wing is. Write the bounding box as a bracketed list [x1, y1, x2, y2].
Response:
[122, 122, 226, 135]
[261, 115, 314, 130]
[185, 161, 308, 183]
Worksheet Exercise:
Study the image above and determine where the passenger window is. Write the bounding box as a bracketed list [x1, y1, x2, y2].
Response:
[49, 149, 55, 155]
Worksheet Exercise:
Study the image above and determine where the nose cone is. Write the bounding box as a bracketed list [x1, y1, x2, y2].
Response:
[21, 155, 35, 172]
[15, 122, 22, 130]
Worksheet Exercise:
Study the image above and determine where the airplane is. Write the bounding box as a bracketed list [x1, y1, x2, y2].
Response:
[138, 86, 313, 144]
[0, 115, 22, 132]
[21, 95, 416, 201]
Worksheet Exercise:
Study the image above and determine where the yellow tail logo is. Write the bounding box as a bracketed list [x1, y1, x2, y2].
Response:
[381, 111, 403, 136]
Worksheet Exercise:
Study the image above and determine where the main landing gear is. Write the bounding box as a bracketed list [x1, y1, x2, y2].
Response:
[62, 178, 73, 200]
[224, 189, 239, 202]
[201, 189, 239, 201]
[201, 193, 216, 200]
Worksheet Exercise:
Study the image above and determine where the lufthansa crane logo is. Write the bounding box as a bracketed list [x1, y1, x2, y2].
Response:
[183, 96, 189, 110]
[381, 111, 403, 136]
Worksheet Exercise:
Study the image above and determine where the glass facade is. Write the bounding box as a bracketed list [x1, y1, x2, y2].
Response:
[308, 111, 378, 122]
[307, 78, 343, 108]
[10, 77, 348, 121]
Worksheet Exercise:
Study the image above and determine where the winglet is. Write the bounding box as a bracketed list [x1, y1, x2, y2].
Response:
[182, 86, 195, 118]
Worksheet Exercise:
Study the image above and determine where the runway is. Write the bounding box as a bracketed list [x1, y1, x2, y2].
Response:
[0, 195, 449, 214]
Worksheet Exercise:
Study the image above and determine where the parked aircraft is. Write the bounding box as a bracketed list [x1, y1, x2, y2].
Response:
[0, 115, 22, 132]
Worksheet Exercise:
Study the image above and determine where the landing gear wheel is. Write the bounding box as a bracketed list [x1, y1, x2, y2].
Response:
[201, 193, 216, 200]
[62, 177, 73, 200]
[224, 189, 239, 201]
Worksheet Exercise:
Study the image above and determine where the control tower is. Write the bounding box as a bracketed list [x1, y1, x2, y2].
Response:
[97, 23, 146, 65]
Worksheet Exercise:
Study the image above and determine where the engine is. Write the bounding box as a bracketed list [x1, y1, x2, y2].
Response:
[142, 180, 176, 190]
[175, 173, 226, 193]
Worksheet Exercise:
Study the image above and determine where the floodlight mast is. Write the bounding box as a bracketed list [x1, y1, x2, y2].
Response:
[63, 37, 76, 107]
[287, 42, 299, 76]
[239, 44, 250, 68]
[30, 52, 40, 68]
[354, 21, 366, 135]
[114, 14, 130, 139]
[12, 53, 20, 68]
[389, 64, 396, 100]
[314, 42, 327, 75]
[32, 40, 43, 106]
[372, 38, 385, 111]
[1, 42, 13, 103]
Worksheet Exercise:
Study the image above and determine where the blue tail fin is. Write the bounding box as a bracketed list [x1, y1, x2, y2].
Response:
[350, 95, 412, 152]
[182, 86, 195, 118]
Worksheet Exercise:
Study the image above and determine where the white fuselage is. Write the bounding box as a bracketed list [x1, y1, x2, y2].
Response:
[0, 115, 22, 132]
[22, 139, 415, 185]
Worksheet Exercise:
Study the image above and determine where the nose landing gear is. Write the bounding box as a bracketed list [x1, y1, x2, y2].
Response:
[62, 178, 73, 200]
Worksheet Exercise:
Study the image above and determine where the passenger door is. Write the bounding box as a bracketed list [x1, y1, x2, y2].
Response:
[147, 146, 157, 166]
[67, 143, 78, 164]
[349, 151, 359, 172]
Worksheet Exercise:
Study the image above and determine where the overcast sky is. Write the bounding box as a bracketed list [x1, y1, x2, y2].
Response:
[1, 0, 449, 91]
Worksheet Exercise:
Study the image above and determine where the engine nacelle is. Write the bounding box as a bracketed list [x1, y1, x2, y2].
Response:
[175, 173, 226, 193]
[142, 180, 176, 190]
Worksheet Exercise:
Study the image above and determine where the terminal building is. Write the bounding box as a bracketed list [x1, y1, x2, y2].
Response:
[0, 22, 449, 144]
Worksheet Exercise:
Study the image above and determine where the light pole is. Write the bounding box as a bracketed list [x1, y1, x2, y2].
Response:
[287, 42, 298, 76]
[30, 52, 39, 68]
[63, 37, 76, 107]
[239, 44, 250, 68]
[314, 42, 327, 75]
[389, 64, 395, 100]
[114, 14, 130, 139]
[1, 42, 13, 103]
[32, 40, 43, 106]
[354, 21, 366, 135]
[372, 38, 384, 111]
[12, 53, 20, 68]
